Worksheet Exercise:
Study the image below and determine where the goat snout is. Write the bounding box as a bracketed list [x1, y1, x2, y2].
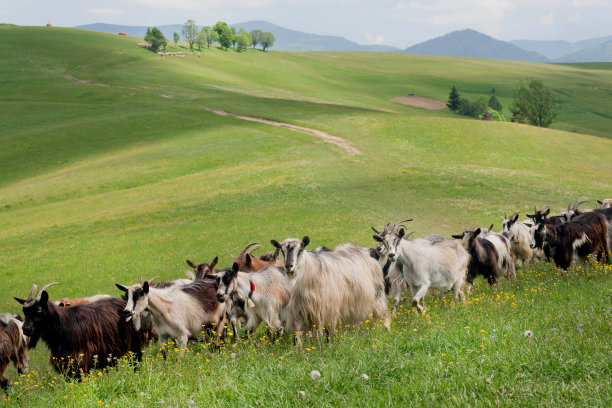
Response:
[388, 253, 396, 261]
[216, 294, 225, 303]
[122, 309, 133, 322]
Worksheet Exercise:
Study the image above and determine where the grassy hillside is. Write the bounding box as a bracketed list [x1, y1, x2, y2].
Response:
[0, 26, 611, 406]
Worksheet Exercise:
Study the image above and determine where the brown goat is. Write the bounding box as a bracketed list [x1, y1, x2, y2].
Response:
[232, 242, 283, 272]
[55, 294, 113, 307]
[186, 256, 219, 279]
[0, 314, 29, 389]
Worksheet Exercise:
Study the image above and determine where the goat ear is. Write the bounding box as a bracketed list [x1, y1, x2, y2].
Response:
[143, 281, 149, 293]
[186, 260, 196, 269]
[231, 262, 239, 275]
[115, 283, 128, 293]
[245, 253, 252, 266]
[451, 234, 462, 239]
[543, 209, 550, 217]
[14, 297, 26, 305]
[372, 235, 383, 242]
[597, 200, 603, 205]
[270, 239, 281, 249]
[210, 256, 218, 269]
[489, 224, 494, 231]
[398, 228, 405, 238]
[302, 236, 310, 248]
[40, 291, 49, 306]
[512, 213, 519, 222]
[473, 228, 481, 236]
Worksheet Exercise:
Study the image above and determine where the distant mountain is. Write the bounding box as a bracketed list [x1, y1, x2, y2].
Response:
[556, 40, 612, 62]
[75, 21, 402, 52]
[574, 35, 612, 50]
[509, 40, 579, 60]
[405, 29, 549, 62]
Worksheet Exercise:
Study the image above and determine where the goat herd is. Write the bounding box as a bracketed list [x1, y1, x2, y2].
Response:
[1, 199, 611, 388]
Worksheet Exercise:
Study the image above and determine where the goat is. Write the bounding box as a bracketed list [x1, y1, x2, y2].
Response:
[562, 200, 590, 222]
[270, 236, 390, 344]
[214, 263, 290, 339]
[0, 314, 28, 389]
[373, 220, 467, 312]
[15, 283, 143, 377]
[116, 277, 226, 355]
[231, 243, 283, 273]
[186, 256, 219, 279]
[501, 211, 541, 267]
[452, 228, 500, 292]
[526, 205, 567, 260]
[597, 199, 612, 209]
[478, 224, 516, 280]
[54, 294, 113, 307]
[530, 211, 609, 272]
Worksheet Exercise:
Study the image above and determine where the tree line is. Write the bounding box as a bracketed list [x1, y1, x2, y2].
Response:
[446, 79, 559, 127]
[144, 20, 275, 53]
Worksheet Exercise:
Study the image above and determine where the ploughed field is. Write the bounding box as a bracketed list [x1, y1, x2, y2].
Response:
[0, 26, 611, 406]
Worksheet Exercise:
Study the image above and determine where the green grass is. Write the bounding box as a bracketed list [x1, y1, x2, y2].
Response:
[0, 25, 611, 406]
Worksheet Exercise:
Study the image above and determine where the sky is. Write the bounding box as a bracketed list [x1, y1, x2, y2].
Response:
[1, 0, 611, 48]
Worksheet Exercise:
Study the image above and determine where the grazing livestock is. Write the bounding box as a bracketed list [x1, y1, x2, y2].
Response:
[116, 277, 226, 355]
[0, 314, 28, 389]
[530, 211, 609, 272]
[373, 220, 468, 312]
[15, 283, 143, 377]
[526, 205, 567, 259]
[501, 212, 540, 267]
[214, 263, 290, 339]
[477, 224, 516, 280]
[270, 236, 390, 344]
[562, 200, 590, 222]
[597, 199, 612, 209]
[452, 228, 501, 292]
[186, 256, 219, 279]
[231, 243, 283, 273]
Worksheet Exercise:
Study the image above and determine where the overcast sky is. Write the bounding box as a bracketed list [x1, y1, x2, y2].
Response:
[1, 0, 611, 48]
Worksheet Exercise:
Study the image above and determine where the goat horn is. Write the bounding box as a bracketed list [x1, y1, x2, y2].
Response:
[567, 201, 572, 211]
[26, 284, 38, 302]
[238, 242, 259, 259]
[246, 244, 262, 255]
[504, 211, 507, 219]
[510, 211, 519, 219]
[147, 277, 159, 284]
[35, 282, 60, 300]
[405, 232, 415, 239]
[371, 226, 381, 235]
[574, 200, 588, 210]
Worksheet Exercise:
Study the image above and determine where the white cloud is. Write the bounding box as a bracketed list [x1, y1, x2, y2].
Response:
[364, 32, 385, 44]
[540, 13, 554, 24]
[572, 0, 609, 7]
[88, 8, 124, 16]
[129, 0, 275, 10]
[567, 13, 581, 21]
[393, 0, 518, 25]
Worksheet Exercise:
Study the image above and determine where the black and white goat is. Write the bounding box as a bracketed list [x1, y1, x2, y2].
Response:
[501, 212, 541, 267]
[478, 224, 516, 280]
[116, 277, 226, 355]
[453, 228, 501, 292]
[214, 263, 290, 339]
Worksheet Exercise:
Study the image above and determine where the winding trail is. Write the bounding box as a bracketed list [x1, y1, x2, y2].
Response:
[62, 73, 360, 156]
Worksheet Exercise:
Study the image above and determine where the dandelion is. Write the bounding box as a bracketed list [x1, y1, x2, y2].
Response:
[310, 370, 321, 380]
[362, 374, 369, 380]
[297, 391, 306, 398]
[524, 330, 533, 339]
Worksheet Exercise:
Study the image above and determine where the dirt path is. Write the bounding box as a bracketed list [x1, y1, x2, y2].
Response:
[202, 108, 361, 155]
[391, 95, 446, 110]
[62, 73, 359, 156]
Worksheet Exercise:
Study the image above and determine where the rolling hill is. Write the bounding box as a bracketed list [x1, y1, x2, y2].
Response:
[405, 29, 549, 62]
[555, 40, 612, 62]
[0, 25, 611, 406]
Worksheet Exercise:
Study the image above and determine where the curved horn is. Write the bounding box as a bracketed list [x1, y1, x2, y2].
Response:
[510, 211, 519, 220]
[390, 219, 413, 234]
[405, 232, 415, 239]
[504, 211, 507, 219]
[238, 242, 259, 259]
[573, 200, 588, 210]
[371, 226, 382, 235]
[26, 284, 38, 302]
[245, 244, 262, 256]
[567, 201, 572, 211]
[540, 205, 549, 212]
[35, 282, 60, 300]
[148, 276, 159, 284]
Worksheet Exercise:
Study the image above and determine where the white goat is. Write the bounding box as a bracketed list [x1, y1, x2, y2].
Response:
[116, 278, 226, 355]
[214, 263, 290, 339]
[501, 212, 541, 267]
[373, 220, 468, 312]
[597, 199, 612, 209]
[478, 224, 516, 281]
[271, 236, 390, 344]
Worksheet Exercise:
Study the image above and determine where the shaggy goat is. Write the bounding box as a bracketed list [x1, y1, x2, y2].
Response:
[116, 277, 226, 355]
[453, 228, 500, 292]
[501, 212, 540, 267]
[214, 263, 290, 339]
[478, 224, 516, 280]
[597, 199, 612, 209]
[15, 283, 143, 377]
[270, 236, 390, 344]
[0, 314, 28, 389]
[373, 221, 468, 311]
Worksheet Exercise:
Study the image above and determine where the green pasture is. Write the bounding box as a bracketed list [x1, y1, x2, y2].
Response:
[0, 25, 611, 406]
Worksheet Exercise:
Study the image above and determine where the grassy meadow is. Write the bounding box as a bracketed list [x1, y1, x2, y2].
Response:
[0, 25, 611, 406]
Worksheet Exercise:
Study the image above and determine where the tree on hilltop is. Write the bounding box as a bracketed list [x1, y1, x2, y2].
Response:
[260, 32, 275, 51]
[182, 19, 198, 50]
[144, 27, 167, 52]
[214, 21, 234, 50]
[236, 31, 252, 52]
[202, 26, 214, 48]
[250, 30, 262, 48]
[447, 86, 460, 113]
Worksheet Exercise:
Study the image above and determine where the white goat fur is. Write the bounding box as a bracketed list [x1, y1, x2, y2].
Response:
[277, 239, 391, 339]
[120, 281, 226, 352]
[217, 266, 290, 337]
[501, 218, 541, 267]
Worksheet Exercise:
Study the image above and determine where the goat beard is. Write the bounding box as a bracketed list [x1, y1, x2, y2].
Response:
[27, 331, 41, 349]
